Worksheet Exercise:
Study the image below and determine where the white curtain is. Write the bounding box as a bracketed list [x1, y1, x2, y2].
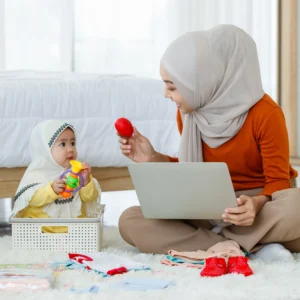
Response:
[1, 0, 278, 99]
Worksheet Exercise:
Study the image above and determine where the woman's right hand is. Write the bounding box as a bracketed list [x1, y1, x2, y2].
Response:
[51, 177, 66, 195]
[118, 127, 156, 162]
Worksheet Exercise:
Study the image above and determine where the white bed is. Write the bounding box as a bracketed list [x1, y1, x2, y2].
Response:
[0, 70, 180, 167]
[0, 70, 180, 196]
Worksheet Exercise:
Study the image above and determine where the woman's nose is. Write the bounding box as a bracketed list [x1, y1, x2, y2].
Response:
[164, 89, 171, 99]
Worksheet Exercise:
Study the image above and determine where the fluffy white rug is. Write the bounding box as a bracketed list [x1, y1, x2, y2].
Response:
[1, 190, 300, 299]
[1, 227, 300, 300]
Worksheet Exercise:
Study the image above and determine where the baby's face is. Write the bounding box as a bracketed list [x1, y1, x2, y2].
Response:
[51, 128, 78, 168]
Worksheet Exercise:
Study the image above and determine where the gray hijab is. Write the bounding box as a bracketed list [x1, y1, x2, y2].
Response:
[160, 25, 264, 162]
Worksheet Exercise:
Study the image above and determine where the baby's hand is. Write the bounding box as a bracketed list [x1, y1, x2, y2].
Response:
[51, 177, 66, 195]
[81, 162, 92, 186]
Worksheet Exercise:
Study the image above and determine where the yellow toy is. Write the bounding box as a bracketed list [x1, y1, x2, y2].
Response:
[59, 160, 85, 198]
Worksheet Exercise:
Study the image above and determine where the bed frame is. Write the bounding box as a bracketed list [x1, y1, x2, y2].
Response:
[2, 163, 298, 198]
[0, 167, 134, 198]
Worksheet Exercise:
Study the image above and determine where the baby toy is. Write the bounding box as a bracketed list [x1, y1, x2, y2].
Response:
[115, 118, 134, 137]
[59, 160, 84, 198]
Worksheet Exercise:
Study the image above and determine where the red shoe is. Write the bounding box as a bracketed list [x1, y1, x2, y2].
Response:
[200, 257, 227, 277]
[228, 256, 253, 276]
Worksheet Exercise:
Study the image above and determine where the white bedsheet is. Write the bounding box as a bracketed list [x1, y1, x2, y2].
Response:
[0, 71, 180, 167]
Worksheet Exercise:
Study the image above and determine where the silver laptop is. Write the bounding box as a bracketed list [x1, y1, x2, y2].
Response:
[128, 162, 237, 219]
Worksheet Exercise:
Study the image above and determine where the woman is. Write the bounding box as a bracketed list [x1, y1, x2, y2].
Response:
[118, 25, 300, 260]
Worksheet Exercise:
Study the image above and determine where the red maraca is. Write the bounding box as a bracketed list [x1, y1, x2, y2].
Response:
[115, 118, 134, 137]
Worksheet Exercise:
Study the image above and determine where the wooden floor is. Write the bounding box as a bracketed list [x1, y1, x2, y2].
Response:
[0, 167, 134, 198]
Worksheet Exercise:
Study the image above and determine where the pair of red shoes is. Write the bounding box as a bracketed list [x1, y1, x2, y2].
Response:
[200, 256, 253, 277]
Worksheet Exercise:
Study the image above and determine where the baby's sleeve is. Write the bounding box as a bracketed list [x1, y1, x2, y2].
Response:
[79, 175, 99, 203]
[29, 183, 60, 207]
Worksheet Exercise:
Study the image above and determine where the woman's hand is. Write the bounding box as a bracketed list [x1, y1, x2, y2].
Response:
[81, 162, 92, 186]
[222, 195, 270, 226]
[118, 127, 157, 162]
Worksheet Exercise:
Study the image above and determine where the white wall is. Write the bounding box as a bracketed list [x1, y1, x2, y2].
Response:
[297, 3, 300, 157]
[0, 0, 5, 70]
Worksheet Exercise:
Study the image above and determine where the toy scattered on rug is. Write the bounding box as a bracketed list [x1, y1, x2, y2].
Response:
[67, 252, 150, 276]
[0, 264, 55, 292]
[161, 240, 253, 277]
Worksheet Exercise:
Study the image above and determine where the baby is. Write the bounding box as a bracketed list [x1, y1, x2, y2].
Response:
[12, 120, 101, 233]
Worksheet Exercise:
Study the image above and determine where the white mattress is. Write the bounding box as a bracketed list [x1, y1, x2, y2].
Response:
[0, 71, 180, 167]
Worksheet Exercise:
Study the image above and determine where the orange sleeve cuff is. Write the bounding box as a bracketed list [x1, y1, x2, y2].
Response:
[167, 156, 179, 162]
[259, 180, 291, 196]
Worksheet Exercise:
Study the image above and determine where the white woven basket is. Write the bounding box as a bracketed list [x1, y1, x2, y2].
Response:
[9, 205, 105, 252]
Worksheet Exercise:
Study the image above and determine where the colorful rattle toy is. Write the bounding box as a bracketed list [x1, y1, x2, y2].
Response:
[115, 118, 134, 137]
[59, 160, 85, 198]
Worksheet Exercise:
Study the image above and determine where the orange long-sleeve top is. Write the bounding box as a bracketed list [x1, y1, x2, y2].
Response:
[169, 94, 298, 196]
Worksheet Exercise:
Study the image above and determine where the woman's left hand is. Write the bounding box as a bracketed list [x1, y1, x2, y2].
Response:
[222, 195, 259, 226]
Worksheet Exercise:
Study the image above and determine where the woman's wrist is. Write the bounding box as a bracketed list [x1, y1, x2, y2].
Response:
[252, 195, 271, 214]
[150, 151, 170, 162]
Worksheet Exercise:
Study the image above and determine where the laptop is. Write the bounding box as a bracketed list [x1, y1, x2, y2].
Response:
[128, 162, 237, 219]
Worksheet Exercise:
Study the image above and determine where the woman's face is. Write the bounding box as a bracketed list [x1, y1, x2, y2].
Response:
[160, 66, 193, 114]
